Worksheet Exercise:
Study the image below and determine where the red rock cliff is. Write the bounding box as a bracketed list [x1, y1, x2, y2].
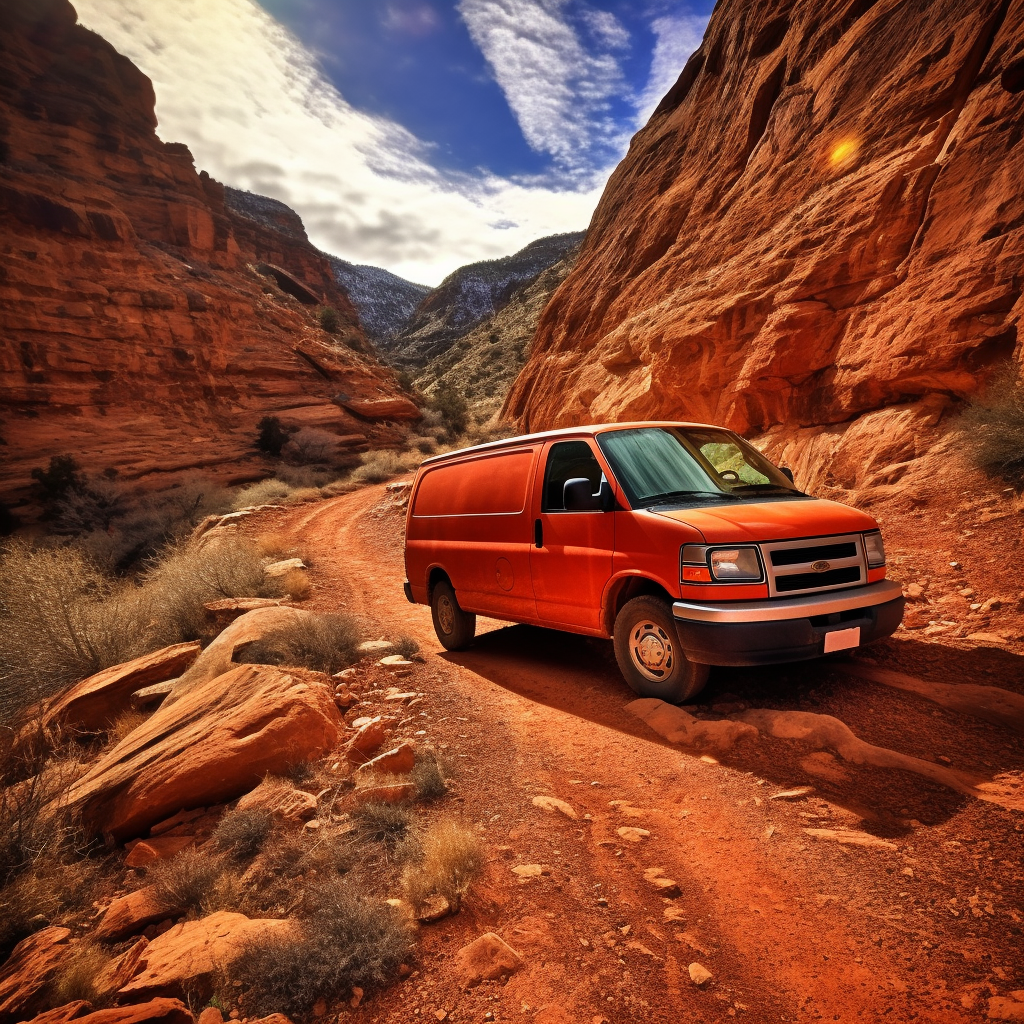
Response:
[505, 0, 1024, 491]
[0, 0, 417, 512]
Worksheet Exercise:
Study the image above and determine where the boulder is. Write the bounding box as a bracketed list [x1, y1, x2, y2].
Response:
[22, 1001, 92, 1024]
[42, 1000, 194, 1024]
[93, 938, 150, 1002]
[355, 742, 416, 776]
[62, 663, 341, 840]
[118, 913, 293, 1001]
[33, 644, 200, 739]
[236, 779, 318, 824]
[0, 927, 72, 1024]
[124, 836, 196, 868]
[96, 889, 180, 943]
[453, 933, 523, 989]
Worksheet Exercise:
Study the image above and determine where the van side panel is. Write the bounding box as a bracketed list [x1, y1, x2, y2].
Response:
[406, 447, 539, 620]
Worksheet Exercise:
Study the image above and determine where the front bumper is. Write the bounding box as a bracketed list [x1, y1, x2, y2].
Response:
[672, 580, 905, 667]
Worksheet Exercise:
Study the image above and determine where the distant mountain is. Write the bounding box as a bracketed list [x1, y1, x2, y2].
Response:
[415, 244, 581, 419]
[327, 258, 430, 345]
[385, 232, 586, 368]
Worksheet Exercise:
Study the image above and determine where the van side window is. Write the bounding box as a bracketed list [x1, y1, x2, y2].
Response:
[543, 441, 603, 512]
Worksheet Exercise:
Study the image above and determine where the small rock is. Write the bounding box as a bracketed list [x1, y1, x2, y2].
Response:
[355, 742, 416, 776]
[264, 558, 305, 577]
[349, 987, 364, 1008]
[904, 583, 925, 601]
[346, 719, 388, 764]
[688, 962, 713, 986]
[979, 597, 1003, 613]
[380, 655, 414, 667]
[511, 864, 551, 878]
[415, 894, 451, 923]
[198, 1008, 225, 1024]
[650, 877, 681, 898]
[454, 932, 523, 989]
[616, 827, 650, 842]
[663, 906, 687, 923]
[769, 786, 814, 801]
[312, 997, 327, 1017]
[357, 640, 394, 654]
[531, 795, 578, 819]
[237, 781, 317, 824]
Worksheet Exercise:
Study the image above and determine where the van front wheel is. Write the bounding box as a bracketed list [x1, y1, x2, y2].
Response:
[613, 596, 709, 703]
[431, 580, 476, 651]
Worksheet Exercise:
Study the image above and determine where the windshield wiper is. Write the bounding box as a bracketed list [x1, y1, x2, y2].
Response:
[730, 483, 806, 496]
[644, 490, 739, 506]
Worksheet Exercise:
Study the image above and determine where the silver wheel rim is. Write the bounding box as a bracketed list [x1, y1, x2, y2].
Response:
[437, 594, 456, 635]
[629, 619, 674, 681]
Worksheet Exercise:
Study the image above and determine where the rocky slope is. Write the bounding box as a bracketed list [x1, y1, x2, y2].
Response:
[414, 246, 580, 414]
[327, 257, 431, 346]
[0, 0, 417, 517]
[505, 0, 1024, 495]
[386, 232, 585, 369]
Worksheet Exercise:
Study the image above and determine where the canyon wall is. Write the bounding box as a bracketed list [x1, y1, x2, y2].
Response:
[0, 0, 417, 515]
[505, 0, 1024, 494]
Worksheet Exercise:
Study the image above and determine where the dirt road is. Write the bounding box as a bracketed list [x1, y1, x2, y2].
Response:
[257, 483, 1023, 1024]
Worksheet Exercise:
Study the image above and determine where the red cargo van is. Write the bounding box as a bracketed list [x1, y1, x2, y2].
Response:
[403, 422, 904, 702]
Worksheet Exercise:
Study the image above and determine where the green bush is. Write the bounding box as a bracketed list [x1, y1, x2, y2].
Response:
[318, 306, 341, 334]
[961, 362, 1024, 484]
[231, 881, 412, 1018]
[430, 386, 468, 438]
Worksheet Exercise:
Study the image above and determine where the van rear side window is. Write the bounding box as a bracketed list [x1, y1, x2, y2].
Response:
[413, 450, 533, 516]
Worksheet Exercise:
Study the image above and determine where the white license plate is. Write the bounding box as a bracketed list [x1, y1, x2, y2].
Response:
[824, 626, 861, 653]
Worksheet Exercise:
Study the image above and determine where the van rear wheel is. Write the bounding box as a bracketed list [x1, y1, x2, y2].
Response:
[613, 595, 709, 703]
[431, 580, 476, 651]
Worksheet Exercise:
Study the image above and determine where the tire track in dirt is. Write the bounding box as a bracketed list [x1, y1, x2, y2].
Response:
[255, 482, 1023, 1023]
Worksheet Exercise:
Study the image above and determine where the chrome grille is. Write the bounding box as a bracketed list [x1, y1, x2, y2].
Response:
[759, 534, 866, 597]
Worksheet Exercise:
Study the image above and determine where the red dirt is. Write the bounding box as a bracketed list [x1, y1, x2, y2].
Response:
[245, 482, 1023, 1024]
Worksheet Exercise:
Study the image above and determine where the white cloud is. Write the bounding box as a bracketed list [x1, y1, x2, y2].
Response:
[74, 0, 605, 284]
[456, 0, 629, 178]
[634, 13, 708, 125]
[580, 8, 630, 51]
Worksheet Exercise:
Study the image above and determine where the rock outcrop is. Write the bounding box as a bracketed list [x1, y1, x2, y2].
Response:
[0, 0, 417, 518]
[386, 232, 585, 369]
[505, 0, 1024, 491]
[327, 256, 431, 345]
[63, 662, 341, 840]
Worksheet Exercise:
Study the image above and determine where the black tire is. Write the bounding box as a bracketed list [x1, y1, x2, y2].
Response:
[430, 579, 476, 651]
[613, 595, 709, 703]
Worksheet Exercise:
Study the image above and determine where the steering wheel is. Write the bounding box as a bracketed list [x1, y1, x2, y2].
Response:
[719, 470, 741, 483]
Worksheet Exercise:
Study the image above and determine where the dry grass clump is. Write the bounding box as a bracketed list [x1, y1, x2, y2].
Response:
[961, 362, 1024, 485]
[48, 941, 110, 1006]
[350, 450, 413, 485]
[211, 807, 274, 861]
[237, 612, 360, 675]
[104, 709, 148, 747]
[280, 569, 311, 601]
[409, 750, 447, 802]
[350, 802, 412, 849]
[232, 478, 296, 510]
[230, 880, 412, 1018]
[0, 542, 157, 724]
[148, 847, 234, 915]
[392, 635, 420, 660]
[402, 819, 483, 914]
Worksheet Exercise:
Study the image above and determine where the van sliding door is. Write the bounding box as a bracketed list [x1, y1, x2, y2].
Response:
[530, 439, 614, 631]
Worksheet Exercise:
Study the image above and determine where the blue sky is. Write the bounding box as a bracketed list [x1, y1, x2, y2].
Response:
[77, 0, 712, 283]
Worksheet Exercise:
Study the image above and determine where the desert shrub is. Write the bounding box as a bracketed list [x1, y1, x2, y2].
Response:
[273, 464, 336, 489]
[48, 941, 110, 1006]
[51, 479, 127, 536]
[141, 535, 280, 643]
[148, 847, 227, 914]
[401, 819, 482, 913]
[350, 450, 406, 485]
[961, 362, 1024, 484]
[231, 881, 412, 1018]
[282, 428, 338, 467]
[31, 455, 85, 503]
[105, 709, 148, 747]
[430, 386, 468, 438]
[350, 802, 411, 848]
[232, 478, 296, 510]
[410, 750, 447, 802]
[392, 635, 419, 660]
[238, 613, 359, 675]
[409, 434, 436, 455]
[0, 542, 156, 723]
[280, 569, 311, 600]
[318, 306, 340, 334]
[211, 807, 274, 861]
[256, 416, 290, 457]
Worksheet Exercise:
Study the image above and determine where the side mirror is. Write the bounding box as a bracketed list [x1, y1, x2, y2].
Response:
[780, 467, 795, 484]
[564, 478, 602, 511]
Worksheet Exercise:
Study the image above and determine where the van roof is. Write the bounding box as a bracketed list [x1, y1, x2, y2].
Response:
[418, 420, 722, 467]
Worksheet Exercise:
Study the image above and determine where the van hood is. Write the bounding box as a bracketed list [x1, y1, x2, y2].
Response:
[650, 497, 878, 543]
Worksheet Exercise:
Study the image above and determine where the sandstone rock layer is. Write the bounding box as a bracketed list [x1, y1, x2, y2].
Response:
[505, 0, 1024, 490]
[64, 662, 341, 840]
[0, 0, 416, 516]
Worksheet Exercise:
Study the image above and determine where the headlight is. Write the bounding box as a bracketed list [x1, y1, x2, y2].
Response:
[864, 530, 886, 568]
[710, 546, 763, 581]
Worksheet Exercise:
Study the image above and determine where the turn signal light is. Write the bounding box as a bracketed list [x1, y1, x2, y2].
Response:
[682, 565, 712, 583]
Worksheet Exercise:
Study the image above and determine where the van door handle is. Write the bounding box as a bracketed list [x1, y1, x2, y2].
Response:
[534, 518, 543, 548]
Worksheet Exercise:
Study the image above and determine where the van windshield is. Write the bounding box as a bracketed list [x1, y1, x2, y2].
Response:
[596, 426, 804, 507]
